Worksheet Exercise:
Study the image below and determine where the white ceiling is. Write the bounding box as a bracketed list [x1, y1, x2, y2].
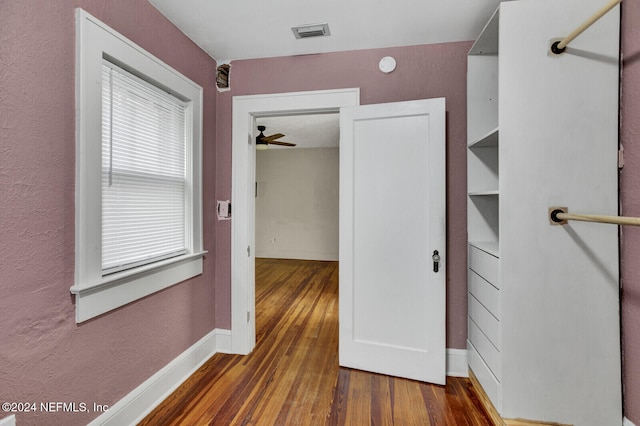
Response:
[147, 0, 501, 149]
[256, 113, 340, 149]
[147, 0, 500, 62]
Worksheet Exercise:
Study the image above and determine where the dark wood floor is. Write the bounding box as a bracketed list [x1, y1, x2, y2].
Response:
[140, 258, 493, 425]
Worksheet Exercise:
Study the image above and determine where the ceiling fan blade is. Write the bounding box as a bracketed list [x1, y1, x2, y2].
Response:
[262, 133, 286, 142]
[269, 140, 297, 147]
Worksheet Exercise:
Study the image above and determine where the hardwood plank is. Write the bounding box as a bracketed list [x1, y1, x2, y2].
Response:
[328, 368, 350, 426]
[139, 259, 493, 425]
[370, 374, 393, 426]
[394, 376, 432, 425]
[345, 369, 373, 425]
[469, 368, 505, 426]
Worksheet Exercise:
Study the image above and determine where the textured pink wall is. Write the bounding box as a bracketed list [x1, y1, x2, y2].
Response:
[215, 43, 472, 348]
[4, 0, 635, 423]
[621, 0, 640, 423]
[0, 1, 217, 424]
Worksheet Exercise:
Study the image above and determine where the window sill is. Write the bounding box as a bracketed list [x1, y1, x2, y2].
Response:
[70, 251, 207, 323]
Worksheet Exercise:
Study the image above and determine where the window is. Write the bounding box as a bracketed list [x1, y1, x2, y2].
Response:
[101, 62, 189, 274]
[73, 9, 205, 323]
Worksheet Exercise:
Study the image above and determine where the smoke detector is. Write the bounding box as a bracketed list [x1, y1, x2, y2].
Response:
[291, 23, 331, 39]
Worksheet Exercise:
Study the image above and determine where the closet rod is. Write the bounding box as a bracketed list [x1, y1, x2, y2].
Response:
[551, 0, 622, 54]
[549, 207, 640, 226]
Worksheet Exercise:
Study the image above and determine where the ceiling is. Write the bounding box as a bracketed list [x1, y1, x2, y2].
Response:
[147, 0, 500, 149]
[256, 113, 340, 149]
[147, 0, 500, 62]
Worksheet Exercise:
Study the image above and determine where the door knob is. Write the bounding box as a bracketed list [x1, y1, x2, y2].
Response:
[432, 250, 440, 273]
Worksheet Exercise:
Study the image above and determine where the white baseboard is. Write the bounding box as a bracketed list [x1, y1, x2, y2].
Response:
[0, 415, 15, 426]
[624, 417, 638, 426]
[214, 328, 232, 353]
[88, 328, 227, 426]
[255, 251, 338, 262]
[446, 348, 468, 377]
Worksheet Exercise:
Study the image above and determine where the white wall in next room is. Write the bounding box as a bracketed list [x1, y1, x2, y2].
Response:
[256, 147, 339, 261]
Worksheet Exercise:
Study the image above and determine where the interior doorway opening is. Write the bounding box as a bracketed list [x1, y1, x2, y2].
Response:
[231, 89, 360, 355]
[254, 112, 340, 347]
[254, 113, 340, 263]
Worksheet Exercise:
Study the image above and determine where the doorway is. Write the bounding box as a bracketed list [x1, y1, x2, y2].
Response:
[254, 113, 340, 262]
[231, 88, 361, 355]
[231, 90, 447, 386]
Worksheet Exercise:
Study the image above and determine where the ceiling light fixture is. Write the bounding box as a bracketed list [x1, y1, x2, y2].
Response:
[291, 23, 331, 39]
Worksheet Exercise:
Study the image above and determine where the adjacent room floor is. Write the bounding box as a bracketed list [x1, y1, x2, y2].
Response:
[140, 258, 492, 425]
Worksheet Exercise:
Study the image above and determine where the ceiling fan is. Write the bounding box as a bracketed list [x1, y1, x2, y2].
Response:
[256, 125, 296, 150]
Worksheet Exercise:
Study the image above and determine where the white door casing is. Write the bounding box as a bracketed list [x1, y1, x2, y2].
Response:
[339, 98, 447, 384]
[231, 89, 360, 354]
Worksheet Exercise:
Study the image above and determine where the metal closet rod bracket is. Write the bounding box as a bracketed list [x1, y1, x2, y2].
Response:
[549, 206, 640, 226]
[549, 207, 569, 225]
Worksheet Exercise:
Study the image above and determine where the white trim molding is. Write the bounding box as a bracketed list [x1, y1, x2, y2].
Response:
[254, 250, 338, 262]
[624, 417, 638, 426]
[446, 348, 468, 377]
[74, 8, 204, 322]
[88, 328, 228, 425]
[231, 88, 360, 355]
[0, 415, 16, 426]
[214, 328, 232, 354]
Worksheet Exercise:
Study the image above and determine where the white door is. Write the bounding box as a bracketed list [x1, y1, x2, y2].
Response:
[339, 98, 446, 384]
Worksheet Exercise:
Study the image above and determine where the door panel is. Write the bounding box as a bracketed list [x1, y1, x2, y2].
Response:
[339, 98, 446, 384]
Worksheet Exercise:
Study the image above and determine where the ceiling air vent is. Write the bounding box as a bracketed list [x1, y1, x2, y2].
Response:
[291, 23, 331, 39]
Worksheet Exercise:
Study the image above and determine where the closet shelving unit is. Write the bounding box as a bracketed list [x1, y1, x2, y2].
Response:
[466, 1, 621, 425]
[467, 7, 499, 260]
[466, 5, 502, 411]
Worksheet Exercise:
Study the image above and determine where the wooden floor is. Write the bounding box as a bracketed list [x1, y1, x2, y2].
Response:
[140, 258, 493, 425]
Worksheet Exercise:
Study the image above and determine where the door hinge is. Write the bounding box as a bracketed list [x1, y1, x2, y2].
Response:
[247, 245, 251, 257]
[248, 134, 252, 145]
[619, 146, 625, 169]
[247, 311, 251, 323]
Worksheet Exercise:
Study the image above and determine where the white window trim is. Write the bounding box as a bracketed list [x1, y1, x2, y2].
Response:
[73, 9, 205, 323]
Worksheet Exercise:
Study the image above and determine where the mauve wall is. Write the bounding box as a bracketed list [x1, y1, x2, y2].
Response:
[0, 1, 217, 425]
[2, 1, 637, 423]
[215, 42, 472, 348]
[621, 0, 640, 423]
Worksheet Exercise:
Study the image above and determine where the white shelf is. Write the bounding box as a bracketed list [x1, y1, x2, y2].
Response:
[469, 241, 500, 258]
[469, 6, 499, 56]
[469, 190, 499, 196]
[469, 127, 499, 148]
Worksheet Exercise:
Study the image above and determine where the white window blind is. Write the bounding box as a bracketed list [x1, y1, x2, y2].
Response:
[101, 62, 188, 274]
